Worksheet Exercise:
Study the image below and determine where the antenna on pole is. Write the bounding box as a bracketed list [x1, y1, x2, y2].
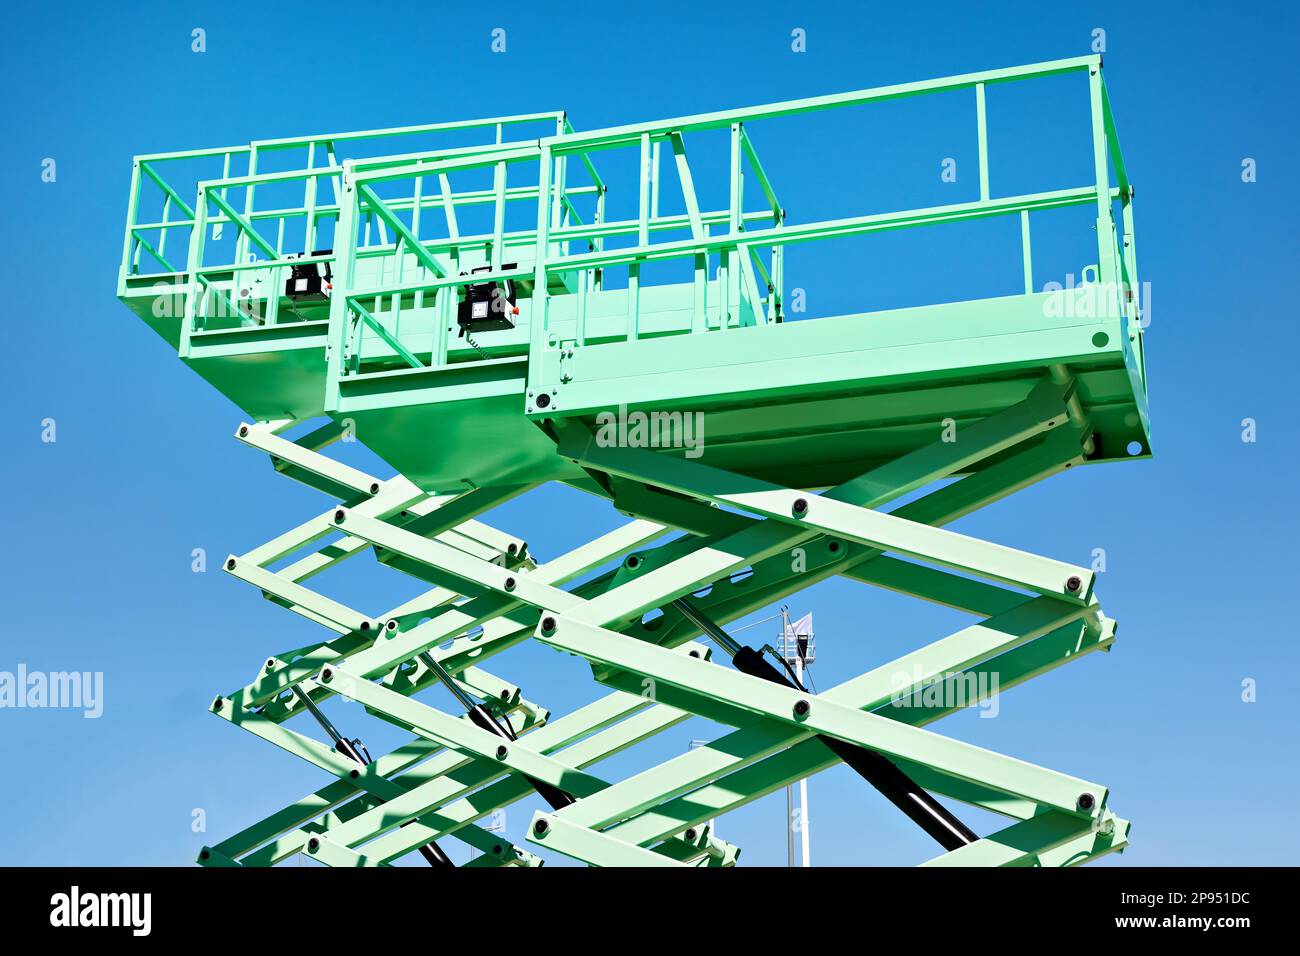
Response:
[779, 605, 814, 867]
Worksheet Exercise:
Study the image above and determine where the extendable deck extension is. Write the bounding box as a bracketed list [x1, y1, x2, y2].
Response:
[119, 55, 1146, 866]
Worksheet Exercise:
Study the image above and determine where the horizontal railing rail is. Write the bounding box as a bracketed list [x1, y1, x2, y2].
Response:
[322, 54, 1137, 395]
[121, 111, 569, 291]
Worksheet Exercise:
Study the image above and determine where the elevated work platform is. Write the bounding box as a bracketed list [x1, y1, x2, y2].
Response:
[119, 55, 1144, 868]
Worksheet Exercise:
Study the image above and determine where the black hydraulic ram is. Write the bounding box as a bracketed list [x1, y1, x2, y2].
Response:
[291, 685, 456, 867]
[412, 643, 576, 812]
[672, 598, 978, 852]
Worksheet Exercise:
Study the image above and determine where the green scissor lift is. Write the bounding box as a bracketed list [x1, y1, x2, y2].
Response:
[119, 54, 1144, 867]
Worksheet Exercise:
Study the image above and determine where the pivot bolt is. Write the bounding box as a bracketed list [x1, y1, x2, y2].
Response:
[684, 828, 697, 841]
[321, 669, 333, 683]
[238, 425, 248, 438]
[496, 745, 509, 760]
[535, 393, 551, 409]
[308, 838, 320, 852]
[792, 498, 809, 517]
[334, 509, 346, 524]
[504, 577, 517, 592]
[1065, 575, 1083, 593]
[793, 699, 810, 717]
[534, 818, 549, 835]
[541, 616, 557, 635]
[386, 619, 398, 632]
[212, 697, 224, 712]
[1078, 792, 1096, 811]
[369, 482, 380, 495]
[225, 557, 236, 571]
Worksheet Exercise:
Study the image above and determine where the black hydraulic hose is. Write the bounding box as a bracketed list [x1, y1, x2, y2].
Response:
[416, 650, 576, 811]
[292, 686, 455, 867]
[673, 599, 978, 852]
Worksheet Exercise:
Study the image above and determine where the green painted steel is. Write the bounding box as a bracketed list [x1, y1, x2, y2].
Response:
[120, 55, 1142, 867]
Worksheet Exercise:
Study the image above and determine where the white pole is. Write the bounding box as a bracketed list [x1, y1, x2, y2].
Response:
[781, 609, 796, 867]
[796, 656, 811, 867]
[786, 783, 795, 866]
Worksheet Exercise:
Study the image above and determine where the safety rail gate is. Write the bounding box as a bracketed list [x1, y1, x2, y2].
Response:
[119, 54, 1144, 867]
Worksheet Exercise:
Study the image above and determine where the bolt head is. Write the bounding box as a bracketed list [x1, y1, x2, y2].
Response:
[1066, 575, 1083, 593]
[793, 699, 810, 717]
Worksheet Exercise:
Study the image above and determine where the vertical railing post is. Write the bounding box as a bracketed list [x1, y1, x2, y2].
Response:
[491, 160, 507, 272]
[576, 267, 589, 346]
[594, 180, 606, 293]
[326, 164, 361, 388]
[157, 195, 172, 262]
[723, 122, 744, 330]
[650, 140, 661, 219]
[118, 158, 143, 290]
[303, 142, 319, 255]
[975, 82, 990, 202]
[527, 145, 554, 403]
[1087, 60, 1118, 318]
[409, 162, 425, 322]
[550, 153, 567, 262]
[1020, 209, 1033, 294]
[235, 147, 255, 264]
[1121, 190, 1140, 331]
[628, 132, 650, 342]
[180, 184, 211, 354]
[772, 209, 784, 322]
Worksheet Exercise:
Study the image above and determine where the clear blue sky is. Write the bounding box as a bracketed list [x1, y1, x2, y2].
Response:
[1, 0, 1297, 866]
